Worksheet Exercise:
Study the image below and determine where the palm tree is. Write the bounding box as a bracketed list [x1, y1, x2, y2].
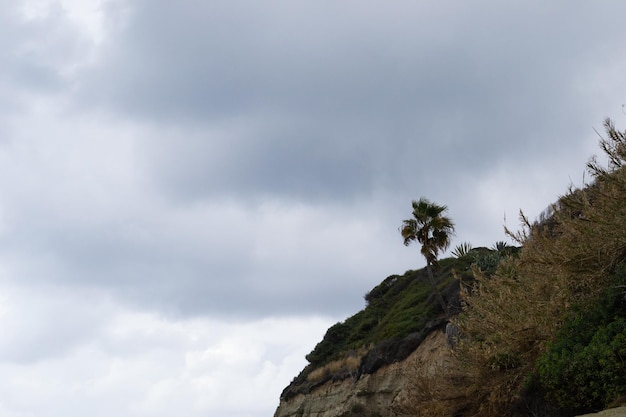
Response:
[400, 197, 455, 316]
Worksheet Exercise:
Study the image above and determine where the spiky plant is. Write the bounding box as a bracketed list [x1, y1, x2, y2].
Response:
[452, 242, 473, 258]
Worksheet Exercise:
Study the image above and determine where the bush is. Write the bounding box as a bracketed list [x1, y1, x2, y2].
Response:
[305, 266, 460, 369]
[471, 250, 502, 274]
[406, 119, 626, 417]
[536, 269, 626, 415]
[305, 321, 351, 364]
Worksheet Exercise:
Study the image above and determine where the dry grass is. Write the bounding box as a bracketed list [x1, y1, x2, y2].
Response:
[397, 357, 470, 417]
[306, 350, 366, 383]
[400, 119, 626, 417]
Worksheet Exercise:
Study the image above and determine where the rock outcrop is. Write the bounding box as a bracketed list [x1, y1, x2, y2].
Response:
[273, 328, 453, 417]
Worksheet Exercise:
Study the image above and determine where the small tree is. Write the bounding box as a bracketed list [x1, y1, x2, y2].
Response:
[400, 197, 455, 316]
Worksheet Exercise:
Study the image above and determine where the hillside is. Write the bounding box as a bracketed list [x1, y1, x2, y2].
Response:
[274, 119, 626, 417]
[278, 246, 516, 402]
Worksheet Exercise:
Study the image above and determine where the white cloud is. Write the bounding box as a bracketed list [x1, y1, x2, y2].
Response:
[18, 0, 114, 45]
[0, 283, 333, 417]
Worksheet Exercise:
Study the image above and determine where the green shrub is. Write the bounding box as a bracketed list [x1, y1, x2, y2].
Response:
[471, 250, 502, 274]
[305, 321, 351, 364]
[536, 271, 626, 415]
[305, 264, 462, 369]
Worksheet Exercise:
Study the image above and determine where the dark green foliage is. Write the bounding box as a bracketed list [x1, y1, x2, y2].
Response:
[469, 245, 520, 275]
[305, 260, 468, 369]
[536, 265, 626, 415]
[472, 250, 502, 274]
[305, 321, 352, 364]
[364, 274, 405, 305]
[281, 261, 469, 401]
[290, 248, 513, 403]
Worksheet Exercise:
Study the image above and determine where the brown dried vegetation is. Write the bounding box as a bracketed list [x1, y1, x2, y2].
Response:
[306, 350, 366, 383]
[402, 119, 626, 417]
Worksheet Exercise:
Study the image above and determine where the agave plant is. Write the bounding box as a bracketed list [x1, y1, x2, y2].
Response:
[491, 241, 510, 255]
[451, 242, 473, 258]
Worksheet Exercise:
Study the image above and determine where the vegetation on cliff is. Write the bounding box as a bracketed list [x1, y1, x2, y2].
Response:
[280, 119, 626, 417]
[281, 245, 514, 400]
[406, 119, 626, 417]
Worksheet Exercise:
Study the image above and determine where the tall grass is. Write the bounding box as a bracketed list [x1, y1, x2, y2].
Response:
[402, 119, 626, 416]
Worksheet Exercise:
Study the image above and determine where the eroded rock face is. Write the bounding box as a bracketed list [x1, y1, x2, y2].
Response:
[273, 329, 453, 417]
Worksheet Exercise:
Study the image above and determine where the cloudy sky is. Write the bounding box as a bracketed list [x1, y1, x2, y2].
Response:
[1, 0, 625, 416]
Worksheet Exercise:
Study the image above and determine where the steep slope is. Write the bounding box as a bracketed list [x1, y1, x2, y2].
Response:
[274, 119, 626, 417]
[274, 326, 454, 417]
[273, 251, 500, 417]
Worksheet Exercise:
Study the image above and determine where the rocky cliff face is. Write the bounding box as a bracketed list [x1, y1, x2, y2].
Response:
[273, 328, 453, 417]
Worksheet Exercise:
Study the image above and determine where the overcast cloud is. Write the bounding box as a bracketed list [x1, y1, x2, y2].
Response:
[0, 0, 625, 416]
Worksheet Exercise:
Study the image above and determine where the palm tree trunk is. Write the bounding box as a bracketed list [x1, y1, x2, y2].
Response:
[426, 262, 450, 317]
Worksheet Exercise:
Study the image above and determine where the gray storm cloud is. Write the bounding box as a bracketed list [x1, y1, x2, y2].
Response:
[0, 2, 625, 416]
[1, 0, 625, 318]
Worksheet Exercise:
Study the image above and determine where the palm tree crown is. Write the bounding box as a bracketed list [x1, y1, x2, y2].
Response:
[401, 198, 455, 267]
[401, 197, 455, 316]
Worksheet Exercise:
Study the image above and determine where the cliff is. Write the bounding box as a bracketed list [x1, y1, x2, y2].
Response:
[271, 254, 477, 417]
[273, 326, 454, 417]
[273, 122, 626, 417]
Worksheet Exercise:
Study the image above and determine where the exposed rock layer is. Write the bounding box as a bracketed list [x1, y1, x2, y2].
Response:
[274, 327, 626, 417]
[273, 329, 452, 417]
